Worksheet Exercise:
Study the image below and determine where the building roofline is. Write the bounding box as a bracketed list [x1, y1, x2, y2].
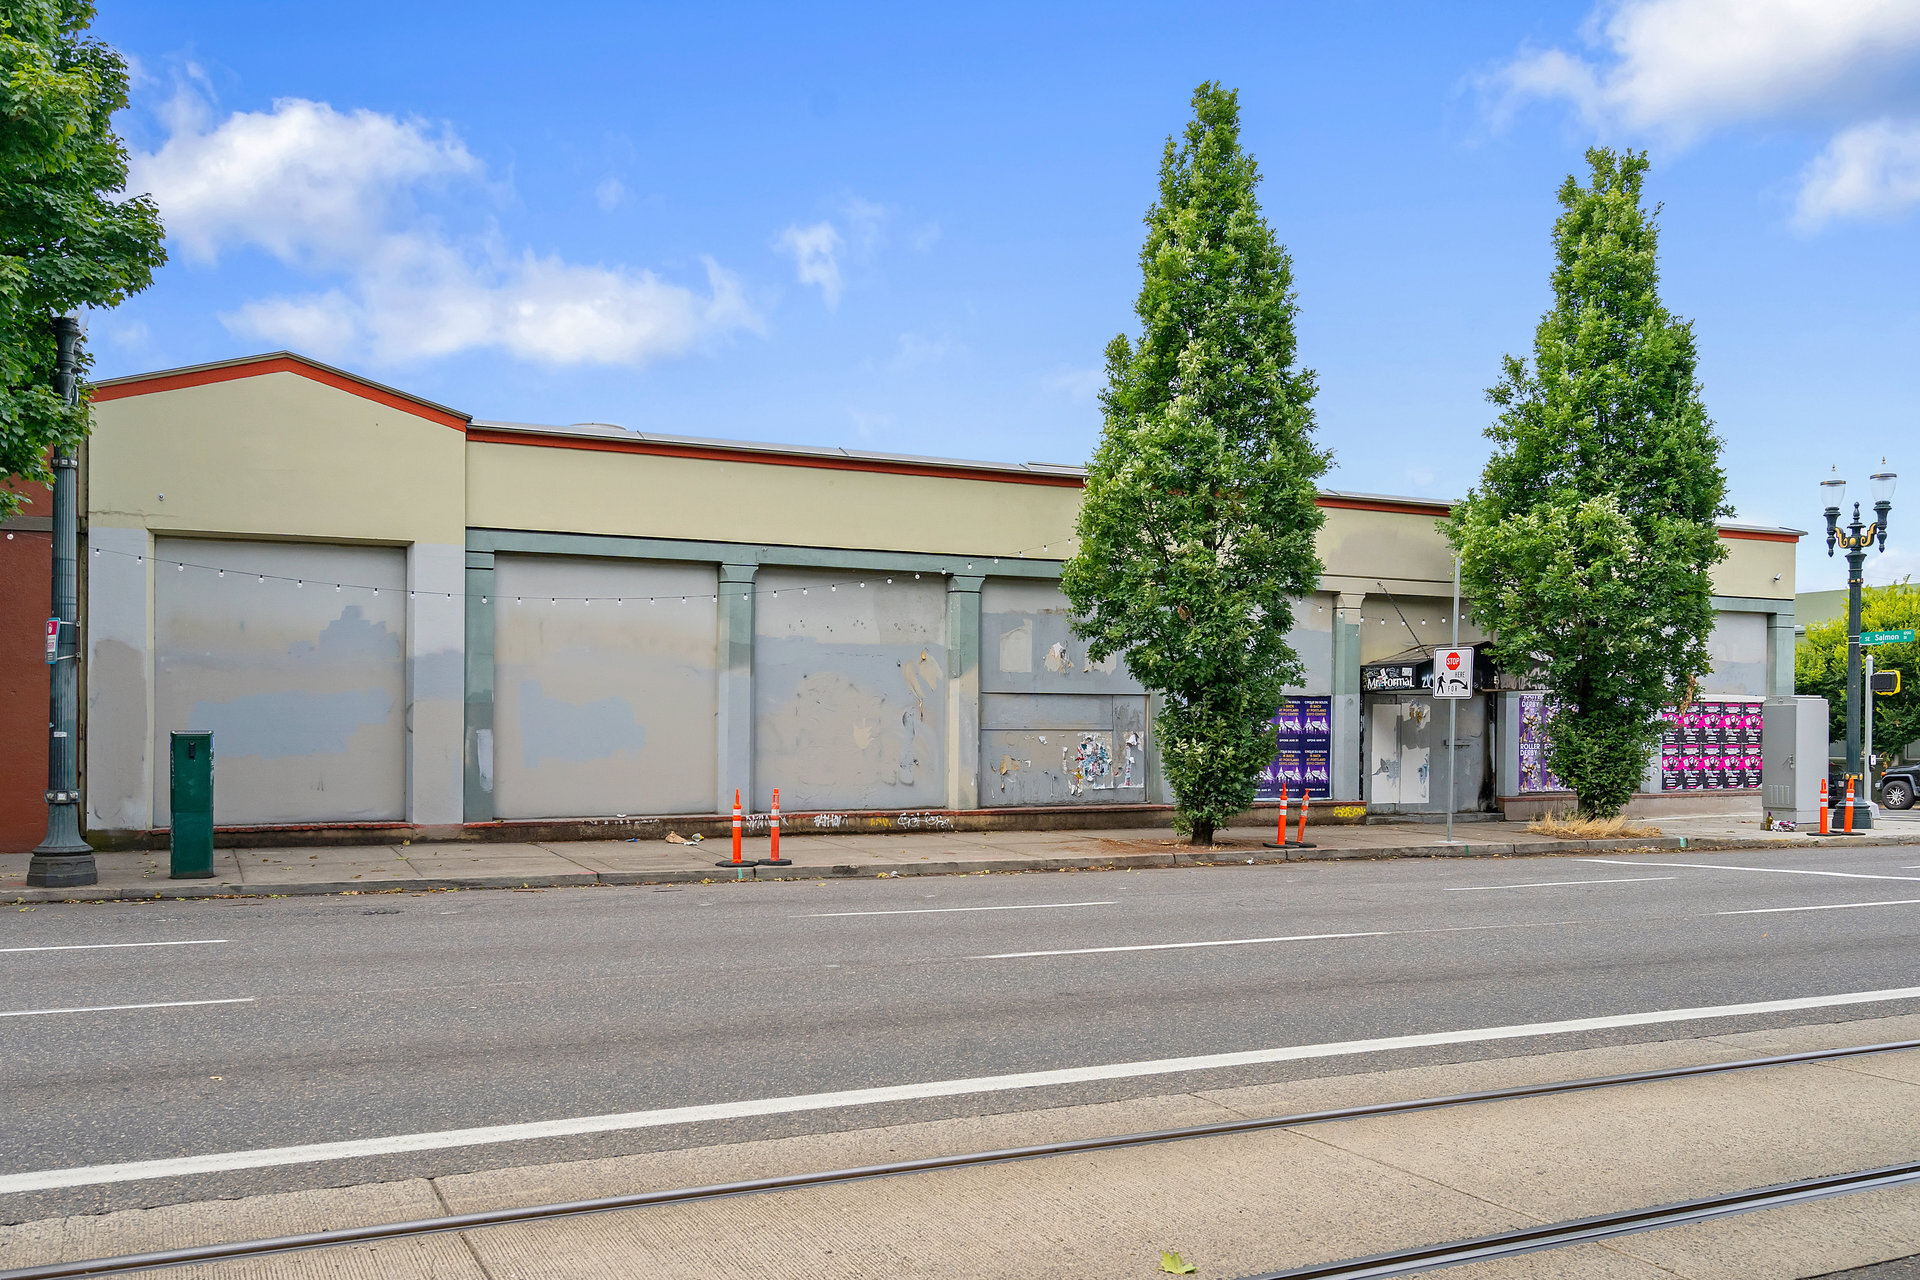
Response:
[466, 418, 1092, 487]
[91, 352, 471, 432]
[85, 355, 1809, 541]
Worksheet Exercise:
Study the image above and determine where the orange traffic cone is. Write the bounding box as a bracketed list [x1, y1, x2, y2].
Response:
[716, 790, 747, 867]
[1264, 784, 1289, 850]
[762, 788, 791, 866]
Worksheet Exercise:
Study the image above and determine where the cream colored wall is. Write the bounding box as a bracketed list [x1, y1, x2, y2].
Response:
[466, 442, 1083, 559]
[1315, 505, 1795, 602]
[1318, 507, 1458, 597]
[90, 372, 466, 545]
[1712, 537, 1796, 601]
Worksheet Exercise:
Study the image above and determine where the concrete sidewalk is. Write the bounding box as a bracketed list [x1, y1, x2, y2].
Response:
[7, 1014, 1920, 1279]
[5, 808, 1916, 902]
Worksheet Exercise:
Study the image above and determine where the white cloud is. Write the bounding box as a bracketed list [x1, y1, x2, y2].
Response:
[128, 92, 759, 368]
[1795, 118, 1920, 227]
[225, 292, 360, 354]
[595, 176, 625, 211]
[1487, 0, 1920, 139]
[129, 96, 479, 264]
[224, 237, 757, 366]
[777, 221, 844, 307]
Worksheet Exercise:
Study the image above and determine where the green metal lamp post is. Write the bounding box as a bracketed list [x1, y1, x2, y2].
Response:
[1822, 463, 1898, 830]
[27, 317, 96, 886]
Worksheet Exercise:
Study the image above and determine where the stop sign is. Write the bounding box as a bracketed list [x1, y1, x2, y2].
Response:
[1445, 652, 1461, 671]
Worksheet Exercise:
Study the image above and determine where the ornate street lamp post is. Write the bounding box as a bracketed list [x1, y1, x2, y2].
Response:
[1823, 463, 1898, 830]
[27, 317, 95, 886]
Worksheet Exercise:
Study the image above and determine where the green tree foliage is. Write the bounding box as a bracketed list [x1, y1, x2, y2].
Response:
[1, 0, 164, 519]
[1796, 581, 1920, 763]
[1446, 149, 1728, 817]
[1062, 83, 1327, 845]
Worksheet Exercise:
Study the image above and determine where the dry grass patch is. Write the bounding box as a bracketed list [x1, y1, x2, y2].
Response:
[1527, 811, 1663, 839]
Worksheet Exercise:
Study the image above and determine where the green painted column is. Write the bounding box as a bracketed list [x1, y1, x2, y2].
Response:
[946, 574, 983, 811]
[462, 552, 495, 823]
[717, 562, 757, 813]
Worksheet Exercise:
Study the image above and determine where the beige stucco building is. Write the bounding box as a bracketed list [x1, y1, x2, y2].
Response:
[47, 352, 1800, 846]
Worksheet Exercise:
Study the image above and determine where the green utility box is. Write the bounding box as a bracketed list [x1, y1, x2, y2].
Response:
[169, 731, 215, 879]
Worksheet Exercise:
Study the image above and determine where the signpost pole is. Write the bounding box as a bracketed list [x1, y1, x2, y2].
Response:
[1865, 653, 1875, 801]
[1447, 556, 1459, 846]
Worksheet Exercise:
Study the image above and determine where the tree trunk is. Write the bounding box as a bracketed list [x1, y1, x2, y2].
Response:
[1189, 820, 1215, 846]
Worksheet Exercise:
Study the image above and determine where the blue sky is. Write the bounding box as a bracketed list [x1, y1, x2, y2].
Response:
[96, 1, 1920, 591]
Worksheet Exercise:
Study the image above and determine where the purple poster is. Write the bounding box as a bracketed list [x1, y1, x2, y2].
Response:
[1259, 695, 1331, 800]
[1518, 693, 1564, 793]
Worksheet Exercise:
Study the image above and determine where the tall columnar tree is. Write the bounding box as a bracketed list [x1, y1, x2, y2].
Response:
[1062, 82, 1327, 845]
[1, 0, 165, 520]
[1447, 148, 1728, 817]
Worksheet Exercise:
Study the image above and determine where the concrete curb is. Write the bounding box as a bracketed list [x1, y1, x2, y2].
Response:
[6, 830, 1913, 903]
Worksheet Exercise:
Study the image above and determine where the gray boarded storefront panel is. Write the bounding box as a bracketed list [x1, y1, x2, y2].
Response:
[152, 538, 407, 827]
[979, 579, 1150, 805]
[753, 567, 948, 812]
[491, 555, 718, 819]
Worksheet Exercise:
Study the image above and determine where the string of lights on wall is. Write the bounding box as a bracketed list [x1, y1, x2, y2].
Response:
[83, 539, 1081, 608]
[53, 541, 1464, 625]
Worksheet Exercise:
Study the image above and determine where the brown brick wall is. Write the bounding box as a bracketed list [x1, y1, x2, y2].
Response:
[2, 527, 52, 852]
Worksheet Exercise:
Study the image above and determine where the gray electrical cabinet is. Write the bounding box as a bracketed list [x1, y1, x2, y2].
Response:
[1762, 695, 1828, 829]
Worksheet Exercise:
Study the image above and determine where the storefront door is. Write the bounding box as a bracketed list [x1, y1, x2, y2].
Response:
[1366, 694, 1490, 813]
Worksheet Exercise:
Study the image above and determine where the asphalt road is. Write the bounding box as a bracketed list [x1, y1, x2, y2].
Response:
[5, 841, 1920, 1221]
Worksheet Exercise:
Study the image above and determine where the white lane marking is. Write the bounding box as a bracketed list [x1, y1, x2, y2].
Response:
[0, 998, 253, 1020]
[1444, 877, 1675, 893]
[801, 900, 1117, 919]
[976, 930, 1388, 959]
[1719, 899, 1920, 917]
[7, 985, 1920, 1195]
[969, 916, 1590, 960]
[1581, 858, 1920, 883]
[0, 939, 228, 955]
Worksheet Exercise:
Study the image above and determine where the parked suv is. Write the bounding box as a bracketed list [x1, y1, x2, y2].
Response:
[1881, 765, 1919, 811]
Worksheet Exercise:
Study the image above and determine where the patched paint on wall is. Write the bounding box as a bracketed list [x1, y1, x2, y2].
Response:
[188, 686, 394, 758]
[153, 538, 407, 827]
[753, 568, 948, 811]
[492, 556, 717, 819]
[512, 680, 646, 766]
[980, 580, 1143, 696]
[1705, 609, 1768, 696]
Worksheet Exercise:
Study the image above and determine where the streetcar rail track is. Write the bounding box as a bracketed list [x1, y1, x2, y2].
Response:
[1249, 1160, 1920, 1278]
[4, 1037, 1916, 1279]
